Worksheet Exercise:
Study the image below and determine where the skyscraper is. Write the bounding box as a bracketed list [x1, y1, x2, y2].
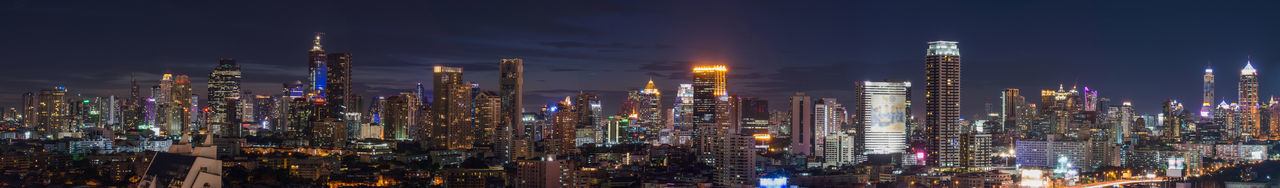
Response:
[208, 58, 242, 137]
[1240, 62, 1259, 140]
[326, 52, 353, 119]
[692, 65, 728, 162]
[308, 33, 328, 92]
[925, 41, 962, 170]
[432, 65, 473, 149]
[856, 80, 911, 155]
[1202, 66, 1215, 118]
[37, 87, 68, 137]
[639, 79, 663, 138]
[789, 92, 813, 156]
[1000, 88, 1024, 136]
[167, 75, 192, 137]
[499, 58, 523, 160]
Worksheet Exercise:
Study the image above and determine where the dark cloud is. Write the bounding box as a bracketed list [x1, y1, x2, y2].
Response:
[537, 41, 672, 50]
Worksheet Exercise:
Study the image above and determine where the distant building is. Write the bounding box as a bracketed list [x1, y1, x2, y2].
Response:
[136, 152, 222, 188]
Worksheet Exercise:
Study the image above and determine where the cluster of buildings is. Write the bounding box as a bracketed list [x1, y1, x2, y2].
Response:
[0, 35, 1277, 187]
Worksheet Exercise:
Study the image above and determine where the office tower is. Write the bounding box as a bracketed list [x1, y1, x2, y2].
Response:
[1202, 67, 1215, 118]
[37, 87, 69, 137]
[308, 33, 327, 92]
[962, 122, 993, 172]
[382, 95, 410, 140]
[574, 92, 601, 146]
[156, 74, 174, 135]
[22, 92, 35, 128]
[857, 80, 911, 155]
[499, 58, 523, 159]
[551, 97, 578, 154]
[925, 41, 963, 170]
[823, 131, 857, 167]
[474, 91, 502, 148]
[692, 65, 728, 161]
[1000, 89, 1024, 137]
[326, 52, 353, 119]
[738, 97, 769, 136]
[814, 98, 845, 156]
[285, 97, 313, 139]
[1240, 62, 1260, 139]
[167, 75, 192, 137]
[622, 79, 664, 139]
[1163, 99, 1185, 143]
[1113, 102, 1135, 144]
[789, 92, 813, 156]
[208, 58, 242, 137]
[673, 84, 695, 145]
[432, 65, 472, 149]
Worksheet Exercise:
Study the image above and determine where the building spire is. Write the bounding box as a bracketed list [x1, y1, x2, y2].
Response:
[311, 32, 325, 52]
[1243, 60, 1257, 75]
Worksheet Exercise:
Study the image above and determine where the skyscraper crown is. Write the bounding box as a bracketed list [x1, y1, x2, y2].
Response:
[926, 41, 960, 56]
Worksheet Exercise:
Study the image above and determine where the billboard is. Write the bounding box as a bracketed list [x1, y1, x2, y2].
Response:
[865, 87, 908, 154]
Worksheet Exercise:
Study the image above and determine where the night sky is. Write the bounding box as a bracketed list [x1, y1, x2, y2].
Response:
[4, 1, 1280, 118]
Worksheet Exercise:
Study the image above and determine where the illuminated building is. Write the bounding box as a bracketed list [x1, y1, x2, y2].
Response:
[515, 155, 572, 188]
[551, 97, 577, 155]
[311, 120, 346, 147]
[717, 133, 758, 187]
[432, 65, 473, 149]
[961, 121, 992, 172]
[673, 83, 695, 145]
[692, 65, 728, 161]
[621, 79, 664, 141]
[925, 41, 962, 170]
[325, 52, 353, 119]
[823, 131, 857, 167]
[574, 92, 601, 146]
[499, 58, 523, 160]
[308, 33, 327, 92]
[812, 98, 843, 157]
[1162, 99, 1186, 143]
[208, 58, 242, 137]
[1239, 61, 1259, 139]
[382, 95, 411, 140]
[789, 92, 813, 156]
[474, 91, 502, 148]
[37, 87, 69, 138]
[737, 97, 769, 137]
[1203, 66, 1215, 118]
[856, 80, 910, 155]
[22, 92, 36, 129]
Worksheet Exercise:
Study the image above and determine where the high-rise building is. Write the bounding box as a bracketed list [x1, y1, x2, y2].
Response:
[1202, 66, 1215, 118]
[823, 131, 857, 167]
[432, 65, 473, 149]
[167, 75, 192, 137]
[1239, 62, 1260, 139]
[208, 58, 242, 137]
[574, 92, 601, 146]
[737, 97, 769, 136]
[673, 83, 695, 145]
[692, 65, 728, 162]
[37, 87, 69, 137]
[857, 80, 911, 155]
[551, 97, 578, 155]
[1000, 88, 1026, 139]
[499, 58, 523, 160]
[789, 92, 813, 156]
[474, 91, 502, 148]
[326, 52, 353, 119]
[813, 98, 841, 157]
[925, 40, 963, 170]
[1163, 99, 1186, 143]
[22, 92, 35, 129]
[308, 33, 327, 92]
[382, 95, 411, 140]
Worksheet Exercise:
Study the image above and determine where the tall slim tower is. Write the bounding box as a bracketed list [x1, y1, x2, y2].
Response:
[1240, 61, 1260, 139]
[1202, 66, 1215, 118]
[208, 58, 242, 137]
[692, 65, 728, 163]
[326, 52, 353, 119]
[789, 92, 813, 156]
[309, 33, 328, 92]
[499, 58, 523, 160]
[925, 41, 962, 170]
[432, 65, 472, 149]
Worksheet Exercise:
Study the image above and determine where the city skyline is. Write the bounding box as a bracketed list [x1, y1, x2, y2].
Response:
[3, 1, 1280, 117]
